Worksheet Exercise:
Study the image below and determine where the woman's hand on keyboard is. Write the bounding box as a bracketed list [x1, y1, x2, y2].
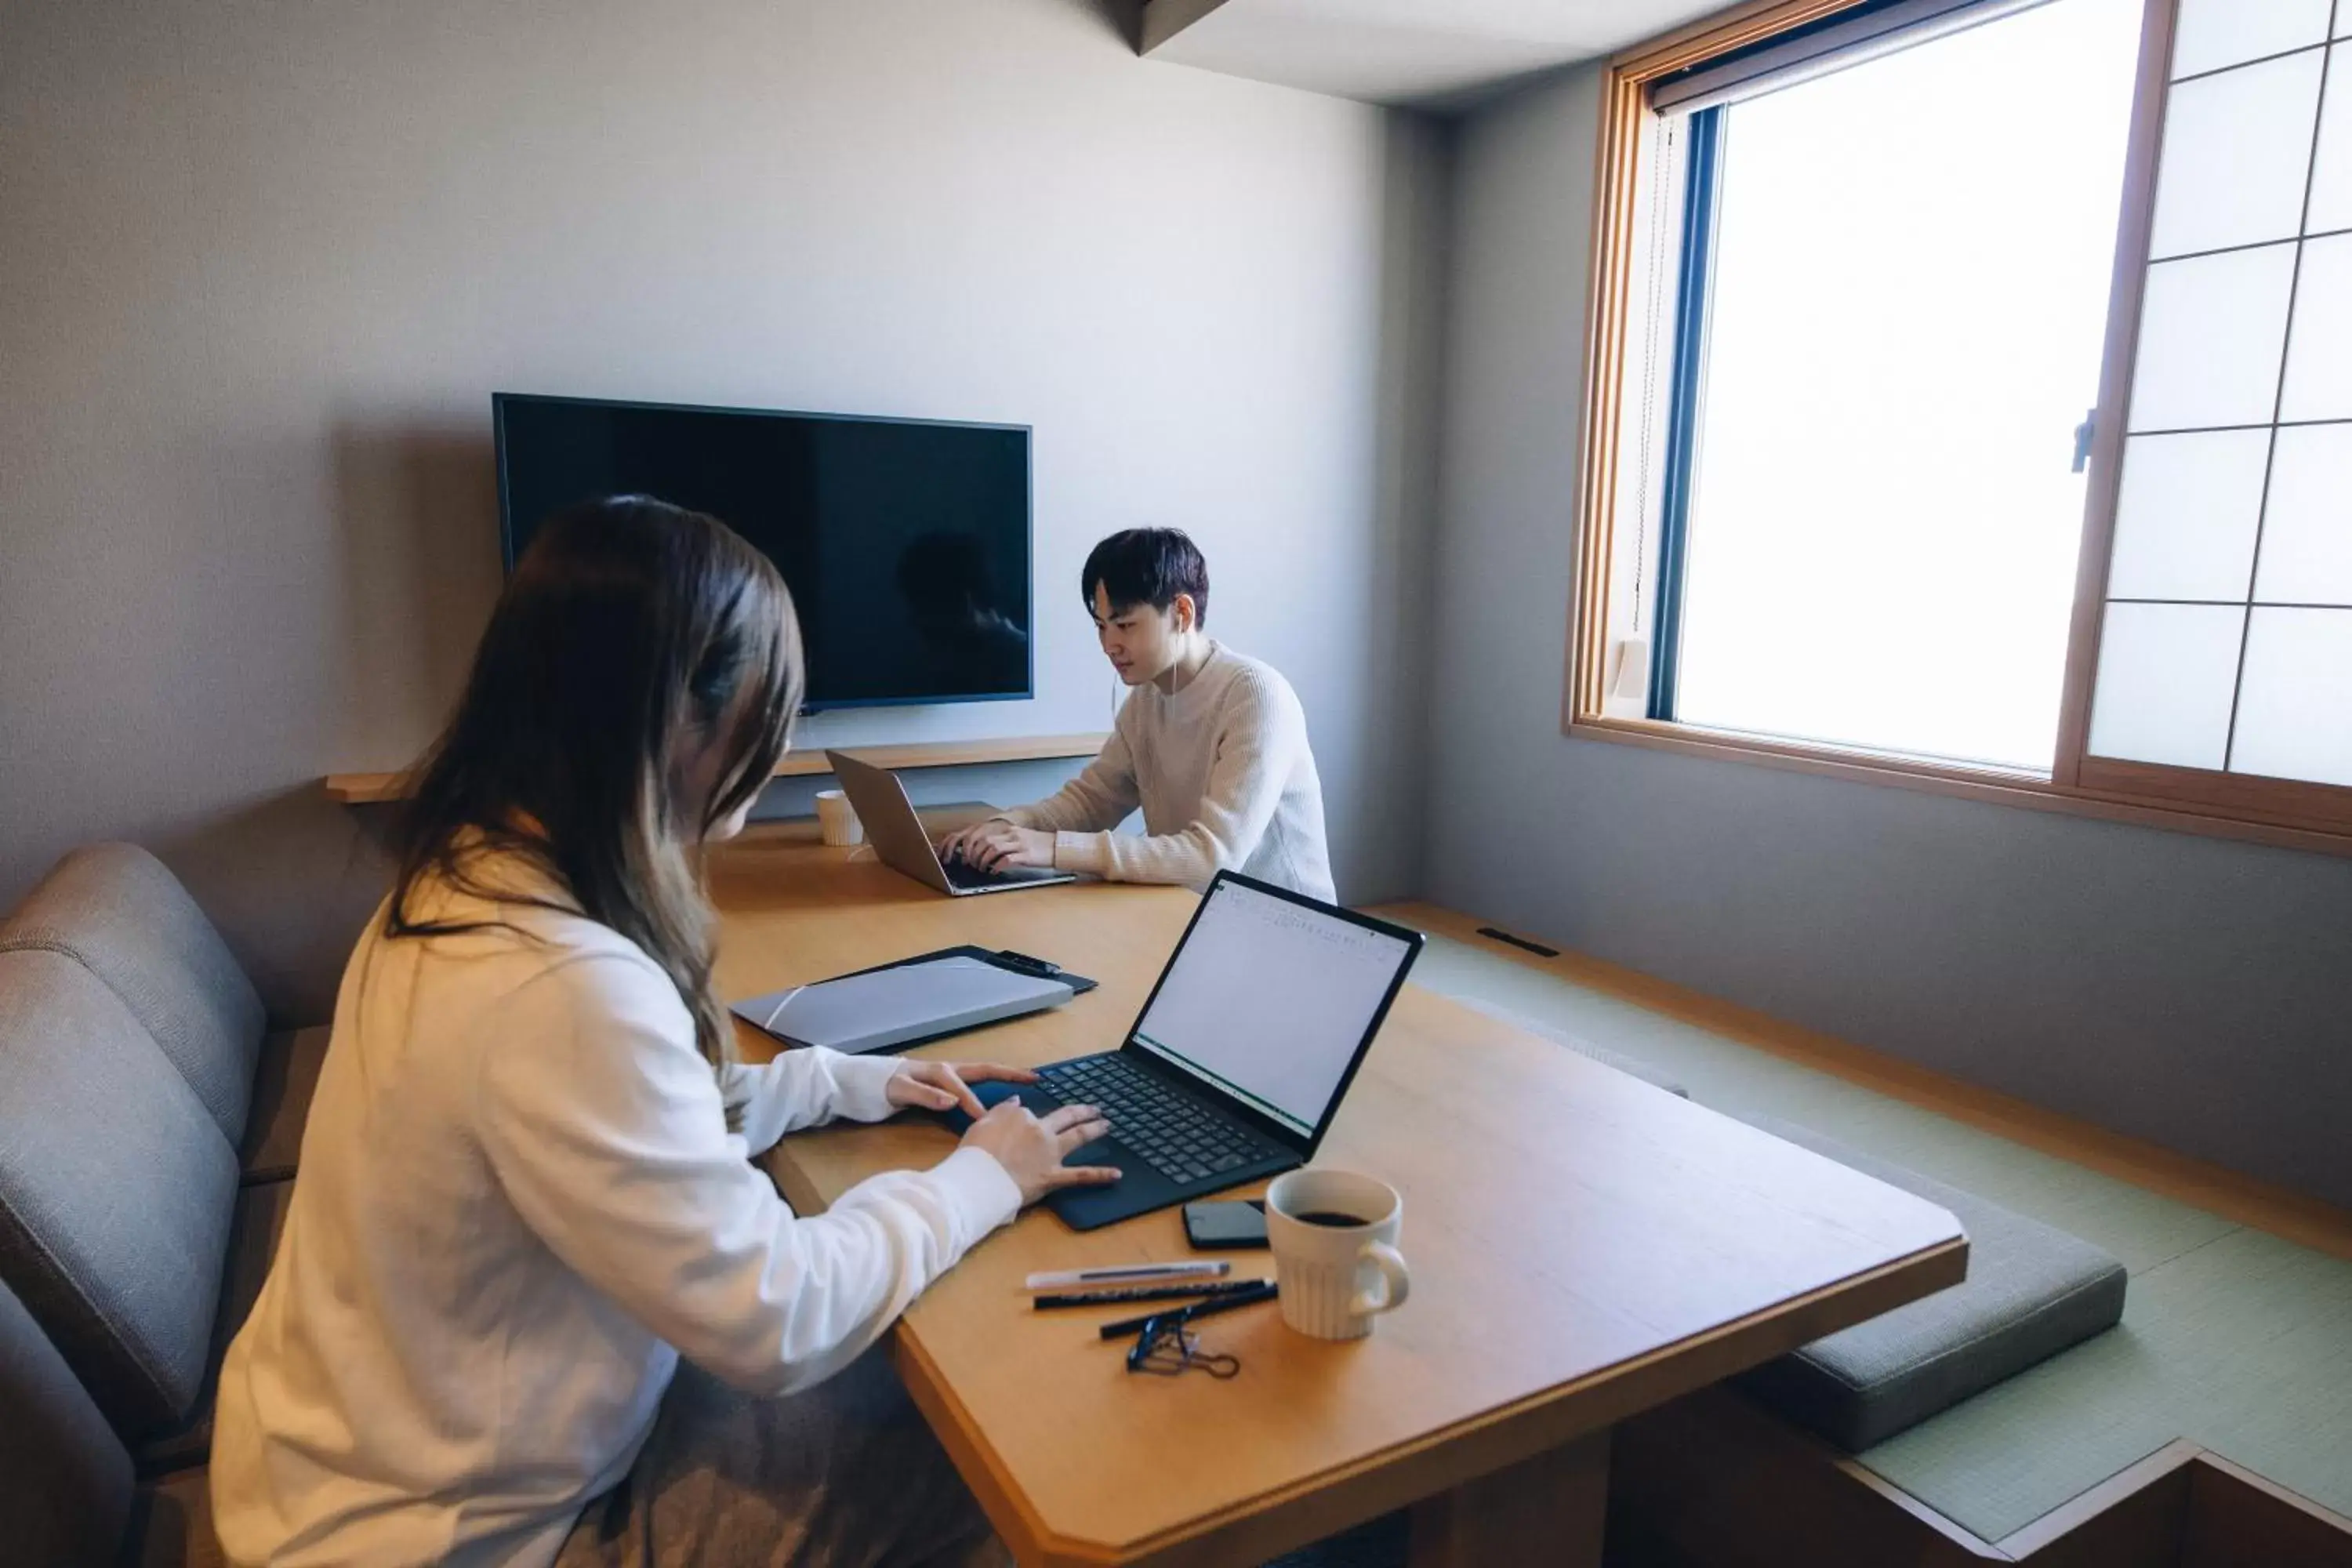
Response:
[886, 1059, 1034, 1119]
[962, 1101, 1121, 1206]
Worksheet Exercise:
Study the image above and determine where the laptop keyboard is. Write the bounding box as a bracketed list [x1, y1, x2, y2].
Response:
[942, 853, 1049, 890]
[1039, 1054, 1279, 1186]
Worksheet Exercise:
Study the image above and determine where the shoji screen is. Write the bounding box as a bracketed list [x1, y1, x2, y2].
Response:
[2086, 0, 2352, 793]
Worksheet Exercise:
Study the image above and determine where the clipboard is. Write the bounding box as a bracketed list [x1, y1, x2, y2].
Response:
[734, 946, 1098, 1057]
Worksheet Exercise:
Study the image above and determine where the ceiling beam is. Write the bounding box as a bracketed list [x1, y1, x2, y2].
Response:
[1140, 0, 1236, 54]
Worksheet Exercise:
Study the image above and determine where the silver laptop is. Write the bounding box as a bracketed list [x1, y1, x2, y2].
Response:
[826, 750, 1079, 897]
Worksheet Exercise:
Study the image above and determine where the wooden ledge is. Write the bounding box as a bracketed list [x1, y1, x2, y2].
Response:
[322, 731, 1110, 805]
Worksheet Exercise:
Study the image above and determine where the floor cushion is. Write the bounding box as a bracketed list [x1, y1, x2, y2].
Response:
[1733, 1114, 2127, 1451]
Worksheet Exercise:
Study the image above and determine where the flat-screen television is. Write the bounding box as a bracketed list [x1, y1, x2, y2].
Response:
[494, 393, 1033, 710]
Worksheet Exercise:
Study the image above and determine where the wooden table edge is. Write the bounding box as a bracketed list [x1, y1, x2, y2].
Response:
[894, 1232, 1970, 1567]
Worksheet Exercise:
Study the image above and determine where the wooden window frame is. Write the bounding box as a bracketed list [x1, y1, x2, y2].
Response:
[1566, 0, 2352, 856]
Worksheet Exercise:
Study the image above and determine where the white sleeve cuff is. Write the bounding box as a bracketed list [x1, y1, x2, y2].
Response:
[931, 1145, 1024, 1241]
[827, 1051, 908, 1124]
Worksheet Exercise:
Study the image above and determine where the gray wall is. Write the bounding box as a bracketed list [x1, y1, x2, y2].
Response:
[1425, 66, 2352, 1210]
[0, 0, 1446, 1022]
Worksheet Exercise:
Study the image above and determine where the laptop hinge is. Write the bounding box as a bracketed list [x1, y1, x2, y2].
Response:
[1118, 1040, 1312, 1154]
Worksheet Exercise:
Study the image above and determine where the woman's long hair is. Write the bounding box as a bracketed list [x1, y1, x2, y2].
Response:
[386, 495, 801, 1075]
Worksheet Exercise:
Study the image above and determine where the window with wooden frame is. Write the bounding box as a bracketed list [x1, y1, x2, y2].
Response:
[1572, 0, 2352, 852]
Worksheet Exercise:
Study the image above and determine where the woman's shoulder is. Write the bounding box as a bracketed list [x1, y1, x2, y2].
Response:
[390, 858, 684, 1017]
[430, 918, 701, 1090]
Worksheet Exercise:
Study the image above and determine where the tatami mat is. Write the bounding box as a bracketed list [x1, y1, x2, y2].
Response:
[1403, 931, 2352, 1541]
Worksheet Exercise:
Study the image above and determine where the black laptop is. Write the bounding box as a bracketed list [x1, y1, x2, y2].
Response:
[952, 872, 1424, 1230]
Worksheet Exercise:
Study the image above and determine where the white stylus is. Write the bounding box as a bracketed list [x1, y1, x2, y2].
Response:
[1023, 1261, 1231, 1292]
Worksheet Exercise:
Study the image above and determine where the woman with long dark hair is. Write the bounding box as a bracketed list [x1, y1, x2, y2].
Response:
[210, 497, 1114, 1566]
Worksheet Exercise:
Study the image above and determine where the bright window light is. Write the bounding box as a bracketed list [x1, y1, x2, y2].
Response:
[1669, 0, 2146, 771]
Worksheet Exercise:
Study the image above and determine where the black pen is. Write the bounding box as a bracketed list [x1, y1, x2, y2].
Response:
[1097, 1280, 1279, 1340]
[1034, 1278, 1273, 1311]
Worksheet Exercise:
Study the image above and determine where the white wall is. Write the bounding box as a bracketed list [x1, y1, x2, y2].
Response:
[0, 0, 1446, 1019]
[1425, 65, 2352, 1210]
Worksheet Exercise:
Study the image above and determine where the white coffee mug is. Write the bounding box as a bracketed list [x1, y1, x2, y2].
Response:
[1264, 1168, 1411, 1341]
[814, 789, 863, 848]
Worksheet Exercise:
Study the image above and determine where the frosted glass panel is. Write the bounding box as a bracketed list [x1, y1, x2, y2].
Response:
[2230, 607, 2352, 784]
[2307, 51, 2352, 234]
[1666, 0, 2140, 774]
[2170, 0, 2329, 78]
[2147, 49, 2324, 258]
[2085, 602, 2246, 768]
[2278, 233, 2352, 420]
[2127, 244, 2296, 430]
[2252, 423, 2352, 604]
[2107, 430, 2270, 599]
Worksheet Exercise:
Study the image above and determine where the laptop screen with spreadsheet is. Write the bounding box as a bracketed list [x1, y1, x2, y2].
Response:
[1126, 878, 1420, 1139]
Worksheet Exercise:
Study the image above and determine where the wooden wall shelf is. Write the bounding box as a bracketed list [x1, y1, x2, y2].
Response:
[322, 731, 1110, 805]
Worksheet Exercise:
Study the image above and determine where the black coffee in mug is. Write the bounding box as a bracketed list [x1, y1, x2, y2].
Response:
[1294, 1210, 1370, 1229]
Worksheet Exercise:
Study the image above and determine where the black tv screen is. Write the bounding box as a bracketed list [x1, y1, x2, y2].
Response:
[494, 394, 1033, 710]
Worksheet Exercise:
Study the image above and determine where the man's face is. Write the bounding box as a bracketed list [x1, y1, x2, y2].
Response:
[1091, 582, 1191, 685]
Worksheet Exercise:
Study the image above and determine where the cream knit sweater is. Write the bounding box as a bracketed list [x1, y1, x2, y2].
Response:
[1004, 643, 1334, 902]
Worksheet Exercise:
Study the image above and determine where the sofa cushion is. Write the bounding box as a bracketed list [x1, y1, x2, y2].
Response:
[0, 1269, 134, 1568]
[1457, 999, 1690, 1097]
[1732, 1115, 2127, 1451]
[126, 1464, 226, 1568]
[241, 1026, 328, 1184]
[0, 842, 266, 1146]
[0, 949, 240, 1439]
[135, 1178, 295, 1475]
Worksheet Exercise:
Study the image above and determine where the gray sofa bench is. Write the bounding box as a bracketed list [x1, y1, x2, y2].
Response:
[0, 844, 329, 1566]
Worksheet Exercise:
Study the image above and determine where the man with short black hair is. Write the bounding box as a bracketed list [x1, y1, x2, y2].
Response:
[938, 528, 1334, 902]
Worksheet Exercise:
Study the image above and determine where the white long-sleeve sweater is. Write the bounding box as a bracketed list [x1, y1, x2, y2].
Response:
[1004, 643, 1334, 902]
[209, 857, 1020, 1568]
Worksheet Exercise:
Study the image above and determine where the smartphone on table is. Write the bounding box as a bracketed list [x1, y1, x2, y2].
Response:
[1181, 1199, 1269, 1250]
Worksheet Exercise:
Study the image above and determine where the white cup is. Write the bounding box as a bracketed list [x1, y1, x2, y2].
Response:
[814, 789, 863, 848]
[1264, 1168, 1411, 1341]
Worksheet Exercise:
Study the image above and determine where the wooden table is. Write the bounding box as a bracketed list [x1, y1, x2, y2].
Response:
[710, 829, 1968, 1568]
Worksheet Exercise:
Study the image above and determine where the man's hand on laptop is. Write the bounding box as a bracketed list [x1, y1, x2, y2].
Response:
[962, 1101, 1120, 1205]
[935, 817, 1021, 868]
[884, 1059, 1033, 1119]
[961, 822, 1056, 873]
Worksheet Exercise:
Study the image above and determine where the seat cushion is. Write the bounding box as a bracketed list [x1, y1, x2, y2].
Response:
[136, 1179, 295, 1475]
[1732, 1115, 2127, 1451]
[0, 1270, 135, 1568]
[0, 842, 266, 1146]
[1456, 1000, 1690, 1097]
[0, 949, 240, 1439]
[125, 1464, 226, 1568]
[241, 1027, 328, 1184]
